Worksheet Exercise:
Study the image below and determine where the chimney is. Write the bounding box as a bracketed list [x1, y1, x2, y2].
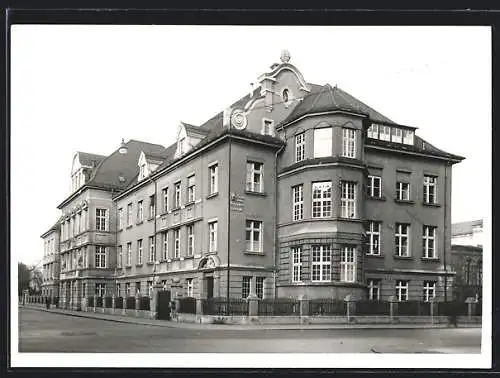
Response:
[223, 107, 233, 128]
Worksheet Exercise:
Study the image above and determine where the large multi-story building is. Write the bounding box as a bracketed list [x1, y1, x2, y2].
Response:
[40, 222, 60, 297]
[41, 50, 464, 307]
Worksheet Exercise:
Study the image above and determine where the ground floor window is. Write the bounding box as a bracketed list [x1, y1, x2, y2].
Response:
[311, 245, 331, 282]
[187, 278, 194, 297]
[125, 283, 131, 296]
[116, 283, 120, 297]
[256, 277, 264, 299]
[242, 276, 251, 299]
[95, 283, 106, 297]
[135, 282, 141, 294]
[423, 281, 436, 302]
[396, 280, 409, 301]
[367, 279, 380, 300]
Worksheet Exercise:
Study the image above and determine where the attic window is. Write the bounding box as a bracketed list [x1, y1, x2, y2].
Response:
[282, 88, 292, 107]
[179, 137, 186, 155]
[139, 163, 147, 180]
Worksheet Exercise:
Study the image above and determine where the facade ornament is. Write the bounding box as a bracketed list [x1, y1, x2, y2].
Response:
[230, 109, 247, 130]
[280, 49, 291, 63]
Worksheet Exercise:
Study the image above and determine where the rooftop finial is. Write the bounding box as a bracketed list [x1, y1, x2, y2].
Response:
[280, 49, 291, 63]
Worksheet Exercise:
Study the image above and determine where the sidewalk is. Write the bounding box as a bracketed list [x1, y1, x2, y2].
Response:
[20, 306, 482, 331]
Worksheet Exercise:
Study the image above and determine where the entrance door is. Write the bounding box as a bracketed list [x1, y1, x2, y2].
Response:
[206, 277, 214, 298]
[157, 290, 172, 320]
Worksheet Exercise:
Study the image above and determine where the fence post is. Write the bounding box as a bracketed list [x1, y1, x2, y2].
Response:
[151, 282, 162, 320]
[429, 298, 435, 324]
[465, 297, 475, 322]
[344, 294, 354, 322]
[111, 294, 116, 315]
[196, 298, 203, 316]
[122, 295, 127, 316]
[93, 294, 97, 313]
[299, 294, 309, 324]
[135, 292, 141, 317]
[389, 296, 397, 323]
[247, 294, 259, 317]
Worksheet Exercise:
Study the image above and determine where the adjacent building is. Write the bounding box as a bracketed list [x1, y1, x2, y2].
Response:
[40, 222, 60, 297]
[450, 219, 483, 301]
[41, 50, 464, 307]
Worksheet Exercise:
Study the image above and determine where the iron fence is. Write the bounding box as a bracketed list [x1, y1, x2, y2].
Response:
[178, 297, 197, 314]
[475, 301, 482, 316]
[115, 296, 123, 309]
[258, 298, 300, 316]
[202, 297, 248, 316]
[139, 296, 150, 311]
[126, 296, 136, 310]
[396, 300, 432, 316]
[95, 296, 103, 308]
[354, 300, 390, 316]
[309, 299, 346, 316]
[436, 301, 469, 317]
[87, 296, 94, 307]
[104, 296, 113, 308]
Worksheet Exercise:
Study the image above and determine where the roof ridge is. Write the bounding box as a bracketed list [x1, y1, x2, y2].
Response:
[128, 139, 166, 148]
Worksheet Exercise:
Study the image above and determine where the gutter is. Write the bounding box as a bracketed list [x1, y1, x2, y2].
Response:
[273, 135, 286, 298]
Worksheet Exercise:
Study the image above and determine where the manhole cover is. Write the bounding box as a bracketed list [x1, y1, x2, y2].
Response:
[60, 331, 98, 336]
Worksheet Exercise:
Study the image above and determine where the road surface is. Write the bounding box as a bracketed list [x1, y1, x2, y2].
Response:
[18, 308, 481, 354]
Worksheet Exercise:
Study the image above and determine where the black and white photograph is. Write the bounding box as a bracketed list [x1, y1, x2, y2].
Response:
[10, 23, 491, 369]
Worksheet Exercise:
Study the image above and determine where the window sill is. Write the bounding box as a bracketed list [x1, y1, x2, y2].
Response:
[184, 255, 194, 260]
[136, 221, 144, 225]
[126, 225, 133, 230]
[118, 228, 123, 232]
[136, 264, 143, 267]
[422, 202, 441, 208]
[245, 190, 267, 197]
[206, 192, 219, 199]
[185, 201, 195, 207]
[172, 207, 181, 212]
[244, 251, 265, 255]
[421, 257, 440, 262]
[146, 261, 155, 265]
[125, 265, 132, 269]
[366, 253, 384, 258]
[367, 195, 386, 201]
[339, 216, 361, 221]
[147, 217, 155, 222]
[393, 255, 413, 260]
[395, 199, 415, 205]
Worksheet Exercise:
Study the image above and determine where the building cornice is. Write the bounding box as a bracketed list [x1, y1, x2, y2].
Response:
[365, 144, 464, 164]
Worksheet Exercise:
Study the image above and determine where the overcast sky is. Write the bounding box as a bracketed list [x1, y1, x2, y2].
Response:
[11, 25, 491, 267]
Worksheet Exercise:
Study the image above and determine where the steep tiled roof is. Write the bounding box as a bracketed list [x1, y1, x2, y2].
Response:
[86, 140, 170, 191]
[182, 122, 210, 136]
[452, 220, 483, 236]
[281, 83, 395, 125]
[77, 152, 106, 167]
[41, 219, 61, 238]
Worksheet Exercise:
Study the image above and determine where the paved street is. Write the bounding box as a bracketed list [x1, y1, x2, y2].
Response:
[18, 308, 481, 353]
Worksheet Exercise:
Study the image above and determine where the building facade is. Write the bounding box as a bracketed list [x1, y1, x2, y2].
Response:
[41, 223, 60, 297]
[41, 50, 464, 305]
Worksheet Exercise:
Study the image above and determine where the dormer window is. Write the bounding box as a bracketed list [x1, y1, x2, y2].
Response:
[402, 130, 414, 145]
[179, 137, 186, 155]
[367, 124, 415, 146]
[262, 119, 275, 136]
[139, 163, 146, 180]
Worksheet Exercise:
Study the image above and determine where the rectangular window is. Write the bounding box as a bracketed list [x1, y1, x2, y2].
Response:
[137, 239, 143, 264]
[391, 127, 402, 143]
[311, 245, 331, 282]
[403, 129, 414, 145]
[313, 127, 332, 158]
[396, 182, 411, 201]
[117, 245, 122, 268]
[127, 203, 133, 226]
[95, 283, 106, 297]
[367, 124, 379, 139]
[341, 181, 357, 218]
[366, 221, 381, 255]
[95, 246, 106, 268]
[209, 164, 218, 194]
[162, 187, 169, 213]
[256, 277, 264, 299]
[76, 213, 81, 234]
[312, 181, 332, 218]
[174, 228, 180, 258]
[242, 276, 251, 299]
[149, 236, 156, 262]
[423, 175, 437, 204]
[262, 119, 274, 136]
[118, 208, 123, 229]
[187, 278, 194, 297]
[245, 220, 263, 252]
[395, 223, 410, 257]
[423, 281, 436, 302]
[367, 175, 382, 198]
[174, 182, 181, 208]
[95, 209, 107, 231]
[342, 128, 356, 158]
[291, 246, 302, 282]
[147, 281, 153, 297]
[209, 221, 218, 252]
[135, 282, 141, 294]
[187, 175, 196, 203]
[137, 201, 144, 222]
[149, 195, 156, 219]
[246, 161, 263, 192]
[187, 224, 194, 256]
[126, 242, 132, 266]
[292, 185, 304, 221]
[340, 246, 356, 283]
[396, 280, 409, 301]
[367, 279, 380, 300]
[115, 283, 120, 297]
[162, 231, 168, 260]
[295, 132, 305, 162]
[125, 283, 131, 297]
[379, 125, 391, 141]
[423, 225, 437, 258]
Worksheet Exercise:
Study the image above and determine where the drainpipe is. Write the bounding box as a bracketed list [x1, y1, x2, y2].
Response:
[443, 163, 449, 303]
[274, 134, 286, 298]
[227, 126, 232, 303]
